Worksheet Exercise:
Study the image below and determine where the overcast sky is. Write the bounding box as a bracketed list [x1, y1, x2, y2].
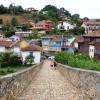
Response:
[0, 0, 100, 18]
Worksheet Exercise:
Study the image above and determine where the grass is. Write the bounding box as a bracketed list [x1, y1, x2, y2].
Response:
[0, 65, 32, 76]
[0, 14, 27, 25]
[55, 52, 100, 71]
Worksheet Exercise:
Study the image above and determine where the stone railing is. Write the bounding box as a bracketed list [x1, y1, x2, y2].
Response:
[0, 62, 43, 100]
[57, 63, 100, 100]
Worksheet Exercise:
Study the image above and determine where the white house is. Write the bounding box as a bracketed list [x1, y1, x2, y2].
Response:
[9, 35, 20, 42]
[21, 45, 42, 64]
[0, 39, 42, 64]
[57, 21, 75, 31]
[82, 21, 100, 33]
[0, 40, 13, 53]
[15, 31, 32, 38]
[89, 45, 95, 58]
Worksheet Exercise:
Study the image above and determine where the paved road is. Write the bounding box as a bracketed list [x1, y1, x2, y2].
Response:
[18, 60, 81, 100]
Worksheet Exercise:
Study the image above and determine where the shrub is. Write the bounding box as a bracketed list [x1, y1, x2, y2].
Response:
[55, 52, 100, 71]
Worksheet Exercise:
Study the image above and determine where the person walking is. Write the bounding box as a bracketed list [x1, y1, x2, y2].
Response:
[54, 60, 57, 70]
[50, 59, 54, 69]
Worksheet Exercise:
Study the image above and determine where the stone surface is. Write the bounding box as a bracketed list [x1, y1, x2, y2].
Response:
[0, 60, 100, 100]
[0, 62, 43, 100]
[18, 61, 82, 100]
[57, 63, 97, 100]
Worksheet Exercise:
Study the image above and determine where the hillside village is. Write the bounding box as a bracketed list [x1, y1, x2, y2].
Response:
[0, 4, 100, 69]
[0, 2, 100, 100]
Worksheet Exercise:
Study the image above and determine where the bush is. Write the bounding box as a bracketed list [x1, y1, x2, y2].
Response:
[0, 53, 22, 68]
[0, 67, 16, 75]
[55, 52, 100, 71]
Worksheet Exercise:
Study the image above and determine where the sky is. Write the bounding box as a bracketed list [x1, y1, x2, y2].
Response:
[0, 0, 100, 18]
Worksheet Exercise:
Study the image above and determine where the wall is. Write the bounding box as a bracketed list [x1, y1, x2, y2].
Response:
[33, 51, 41, 63]
[0, 62, 43, 100]
[0, 46, 5, 52]
[57, 63, 100, 100]
[13, 46, 20, 54]
[21, 51, 41, 64]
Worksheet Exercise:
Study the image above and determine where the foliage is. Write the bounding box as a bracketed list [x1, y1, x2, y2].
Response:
[0, 4, 24, 15]
[11, 17, 18, 26]
[48, 27, 60, 35]
[24, 53, 34, 65]
[0, 5, 8, 14]
[0, 67, 16, 75]
[59, 8, 71, 18]
[2, 25, 15, 37]
[71, 14, 82, 27]
[21, 24, 29, 31]
[68, 27, 85, 35]
[28, 29, 39, 39]
[0, 53, 22, 67]
[41, 5, 59, 22]
[55, 52, 100, 71]
[83, 17, 89, 21]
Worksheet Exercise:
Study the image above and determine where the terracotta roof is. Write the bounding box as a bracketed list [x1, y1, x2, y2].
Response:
[75, 36, 84, 43]
[88, 40, 95, 45]
[41, 35, 57, 39]
[83, 21, 100, 25]
[13, 42, 20, 47]
[21, 45, 42, 51]
[0, 41, 13, 47]
[83, 31, 100, 37]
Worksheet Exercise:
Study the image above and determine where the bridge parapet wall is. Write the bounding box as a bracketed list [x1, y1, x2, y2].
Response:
[0, 62, 43, 100]
[57, 63, 100, 100]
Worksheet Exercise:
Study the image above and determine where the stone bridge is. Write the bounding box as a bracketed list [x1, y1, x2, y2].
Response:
[0, 60, 100, 100]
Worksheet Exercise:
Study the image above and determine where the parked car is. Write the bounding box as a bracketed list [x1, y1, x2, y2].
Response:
[48, 56, 55, 59]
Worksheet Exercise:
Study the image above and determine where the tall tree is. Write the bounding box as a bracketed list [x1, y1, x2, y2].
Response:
[11, 17, 18, 26]
[72, 14, 82, 26]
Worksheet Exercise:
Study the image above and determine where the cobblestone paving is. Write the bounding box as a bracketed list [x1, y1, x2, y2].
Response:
[18, 61, 82, 100]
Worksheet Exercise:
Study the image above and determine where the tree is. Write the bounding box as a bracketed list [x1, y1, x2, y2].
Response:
[0, 19, 3, 24]
[22, 24, 29, 31]
[2, 21, 15, 37]
[83, 17, 89, 21]
[28, 29, 39, 39]
[11, 17, 18, 26]
[48, 27, 60, 35]
[24, 52, 34, 65]
[0, 5, 8, 14]
[41, 5, 59, 22]
[68, 27, 85, 35]
[41, 5, 58, 12]
[59, 7, 71, 17]
[9, 54, 22, 66]
[0, 53, 22, 67]
[72, 14, 82, 27]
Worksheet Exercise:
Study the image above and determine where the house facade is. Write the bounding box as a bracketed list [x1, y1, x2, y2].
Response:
[41, 35, 75, 55]
[21, 45, 41, 64]
[29, 20, 53, 32]
[0, 39, 42, 64]
[57, 21, 75, 31]
[82, 21, 100, 33]
[15, 31, 32, 38]
[26, 7, 38, 13]
[76, 31, 100, 59]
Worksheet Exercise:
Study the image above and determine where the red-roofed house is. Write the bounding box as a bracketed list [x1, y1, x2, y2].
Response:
[76, 31, 100, 59]
[21, 44, 42, 64]
[82, 21, 100, 33]
[0, 39, 42, 64]
[29, 20, 53, 32]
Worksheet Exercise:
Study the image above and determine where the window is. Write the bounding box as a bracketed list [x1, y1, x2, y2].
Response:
[96, 49, 100, 54]
[67, 26, 69, 30]
[96, 38, 100, 43]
